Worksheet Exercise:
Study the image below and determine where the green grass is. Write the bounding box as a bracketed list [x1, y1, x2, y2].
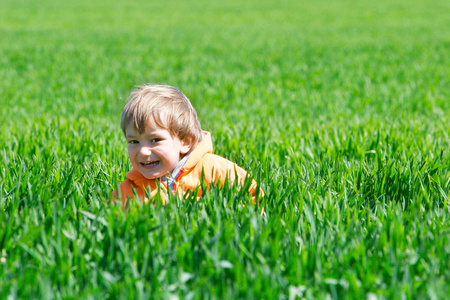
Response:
[1, 0, 449, 298]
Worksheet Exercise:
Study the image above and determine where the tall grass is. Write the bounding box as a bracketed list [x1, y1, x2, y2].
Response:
[1, 0, 449, 298]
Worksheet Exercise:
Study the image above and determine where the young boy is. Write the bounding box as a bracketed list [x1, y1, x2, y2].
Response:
[112, 84, 262, 209]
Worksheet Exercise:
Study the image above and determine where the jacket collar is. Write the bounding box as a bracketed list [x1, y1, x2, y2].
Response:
[183, 131, 212, 171]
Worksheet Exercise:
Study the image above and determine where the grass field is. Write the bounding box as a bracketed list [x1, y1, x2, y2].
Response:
[1, 0, 449, 298]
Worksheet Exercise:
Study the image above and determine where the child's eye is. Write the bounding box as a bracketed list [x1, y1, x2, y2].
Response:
[128, 140, 139, 144]
[150, 138, 161, 143]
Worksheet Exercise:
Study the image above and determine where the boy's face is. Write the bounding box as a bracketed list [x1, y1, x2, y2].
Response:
[125, 122, 192, 179]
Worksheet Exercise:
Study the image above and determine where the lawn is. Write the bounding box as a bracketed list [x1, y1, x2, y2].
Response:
[1, 0, 449, 298]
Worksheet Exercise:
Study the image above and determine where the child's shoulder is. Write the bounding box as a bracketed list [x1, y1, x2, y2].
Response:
[201, 152, 235, 167]
[199, 152, 246, 176]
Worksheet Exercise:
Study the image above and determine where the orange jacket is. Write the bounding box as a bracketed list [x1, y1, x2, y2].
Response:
[112, 132, 261, 209]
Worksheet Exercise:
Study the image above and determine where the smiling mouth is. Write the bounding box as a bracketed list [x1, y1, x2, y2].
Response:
[141, 161, 159, 167]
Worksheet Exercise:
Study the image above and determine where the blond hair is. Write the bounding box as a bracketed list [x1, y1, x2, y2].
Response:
[121, 84, 203, 148]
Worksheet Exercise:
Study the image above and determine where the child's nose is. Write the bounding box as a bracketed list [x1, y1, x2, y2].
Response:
[139, 146, 152, 156]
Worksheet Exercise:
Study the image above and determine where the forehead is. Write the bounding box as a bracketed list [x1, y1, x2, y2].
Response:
[125, 121, 173, 138]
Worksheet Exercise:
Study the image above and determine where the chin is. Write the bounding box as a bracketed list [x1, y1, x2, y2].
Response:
[143, 174, 158, 179]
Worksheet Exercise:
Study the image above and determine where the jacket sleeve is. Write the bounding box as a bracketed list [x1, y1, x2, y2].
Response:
[204, 154, 264, 205]
[229, 162, 264, 205]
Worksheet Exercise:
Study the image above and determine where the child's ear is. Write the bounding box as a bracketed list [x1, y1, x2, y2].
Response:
[180, 138, 193, 155]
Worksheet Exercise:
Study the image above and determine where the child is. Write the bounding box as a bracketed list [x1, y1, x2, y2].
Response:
[112, 84, 262, 209]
